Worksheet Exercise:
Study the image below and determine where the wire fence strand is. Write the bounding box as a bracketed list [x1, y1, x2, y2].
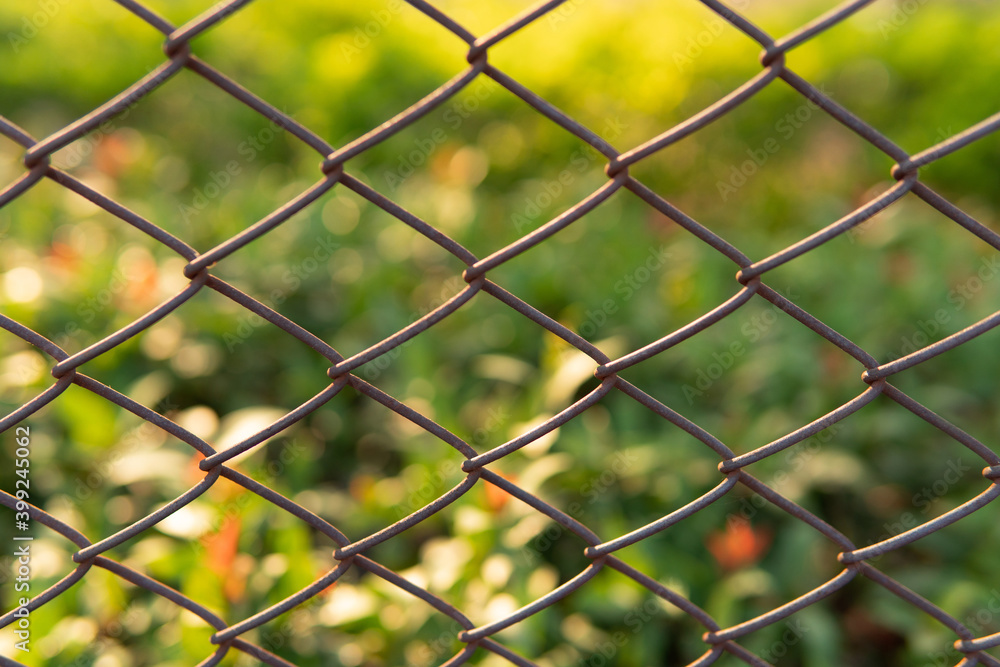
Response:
[2, 0, 1000, 666]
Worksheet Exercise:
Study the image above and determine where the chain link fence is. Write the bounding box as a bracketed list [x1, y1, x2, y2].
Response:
[2, 0, 1000, 665]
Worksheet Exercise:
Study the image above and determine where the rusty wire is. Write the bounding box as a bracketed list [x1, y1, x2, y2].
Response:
[2, 0, 1000, 665]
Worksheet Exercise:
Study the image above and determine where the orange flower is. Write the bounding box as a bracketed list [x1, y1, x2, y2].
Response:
[202, 515, 246, 601]
[46, 242, 80, 275]
[484, 471, 516, 513]
[93, 133, 133, 178]
[123, 254, 159, 308]
[706, 517, 772, 571]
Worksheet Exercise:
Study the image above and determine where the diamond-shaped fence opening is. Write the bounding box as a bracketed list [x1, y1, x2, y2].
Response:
[2, 0, 1000, 666]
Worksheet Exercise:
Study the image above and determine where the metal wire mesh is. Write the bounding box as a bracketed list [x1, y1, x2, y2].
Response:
[2, 0, 1000, 665]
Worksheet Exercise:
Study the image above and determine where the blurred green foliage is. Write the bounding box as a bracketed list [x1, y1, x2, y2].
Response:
[1, 0, 999, 666]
